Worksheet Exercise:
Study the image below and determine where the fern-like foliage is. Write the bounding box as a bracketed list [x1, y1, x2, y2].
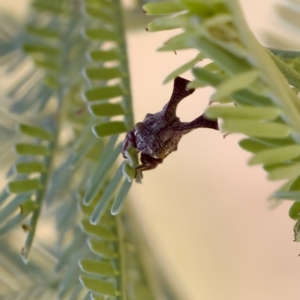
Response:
[1, 0, 93, 262]
[5, 0, 300, 298]
[80, 0, 140, 225]
[0, 1, 178, 299]
[143, 0, 300, 238]
[78, 194, 157, 299]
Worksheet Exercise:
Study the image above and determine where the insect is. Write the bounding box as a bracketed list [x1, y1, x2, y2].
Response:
[122, 76, 219, 175]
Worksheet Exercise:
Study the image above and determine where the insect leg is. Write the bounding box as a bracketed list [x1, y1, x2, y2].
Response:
[136, 153, 163, 172]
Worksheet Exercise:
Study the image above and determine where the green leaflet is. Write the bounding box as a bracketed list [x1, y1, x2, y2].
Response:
[192, 66, 223, 86]
[14, 143, 50, 156]
[88, 49, 120, 62]
[85, 6, 114, 24]
[80, 220, 116, 241]
[147, 15, 187, 32]
[91, 294, 107, 300]
[239, 139, 271, 153]
[202, 13, 233, 28]
[179, 0, 228, 17]
[79, 276, 119, 297]
[268, 162, 300, 180]
[192, 67, 273, 106]
[122, 162, 135, 182]
[84, 28, 117, 41]
[143, 2, 185, 15]
[83, 85, 123, 102]
[32, 0, 65, 14]
[211, 70, 260, 101]
[34, 58, 60, 71]
[26, 25, 60, 39]
[123, 146, 139, 169]
[84, 66, 123, 80]
[87, 239, 118, 259]
[19, 124, 53, 140]
[289, 176, 300, 191]
[248, 137, 296, 148]
[89, 103, 125, 117]
[192, 38, 251, 75]
[221, 120, 291, 138]
[15, 161, 46, 174]
[188, 80, 207, 89]
[92, 121, 127, 137]
[157, 32, 197, 52]
[20, 200, 36, 215]
[23, 43, 60, 56]
[205, 106, 281, 121]
[121, 147, 142, 182]
[289, 202, 300, 219]
[7, 179, 42, 193]
[79, 259, 118, 276]
[163, 53, 204, 84]
[248, 145, 300, 166]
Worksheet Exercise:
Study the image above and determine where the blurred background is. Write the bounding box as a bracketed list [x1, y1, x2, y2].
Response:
[1, 0, 300, 299]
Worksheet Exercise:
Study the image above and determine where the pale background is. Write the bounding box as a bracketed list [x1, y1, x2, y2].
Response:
[1, 1, 300, 300]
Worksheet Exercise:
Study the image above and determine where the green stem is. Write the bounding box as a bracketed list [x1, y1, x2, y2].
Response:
[112, 0, 135, 130]
[22, 90, 64, 262]
[116, 214, 127, 300]
[227, 0, 300, 143]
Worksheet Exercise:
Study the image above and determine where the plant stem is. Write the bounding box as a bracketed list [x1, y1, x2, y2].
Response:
[112, 0, 135, 130]
[22, 90, 64, 262]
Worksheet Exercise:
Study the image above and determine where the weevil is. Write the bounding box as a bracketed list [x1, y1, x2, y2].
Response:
[122, 77, 219, 175]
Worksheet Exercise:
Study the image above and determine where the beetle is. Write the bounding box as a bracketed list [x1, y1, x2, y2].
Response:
[122, 76, 219, 175]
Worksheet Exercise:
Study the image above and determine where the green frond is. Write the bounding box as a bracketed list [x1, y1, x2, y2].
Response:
[79, 194, 157, 300]
[80, 0, 139, 221]
[0, 0, 94, 261]
[0, 119, 56, 257]
[143, 0, 300, 235]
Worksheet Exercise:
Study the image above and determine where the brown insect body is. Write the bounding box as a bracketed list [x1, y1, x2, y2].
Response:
[122, 77, 219, 174]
